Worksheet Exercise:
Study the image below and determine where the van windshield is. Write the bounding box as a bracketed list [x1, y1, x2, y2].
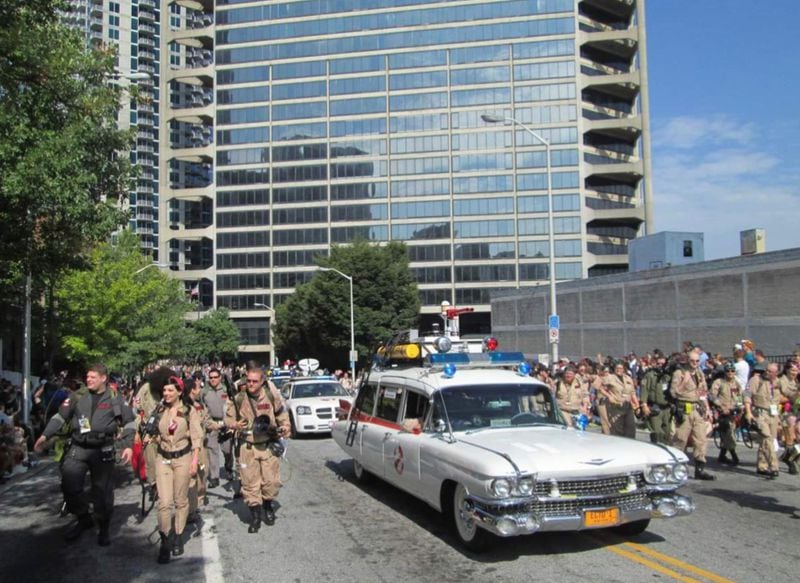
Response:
[437, 383, 563, 431]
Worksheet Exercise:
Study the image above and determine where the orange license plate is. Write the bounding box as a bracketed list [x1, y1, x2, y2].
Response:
[584, 508, 619, 528]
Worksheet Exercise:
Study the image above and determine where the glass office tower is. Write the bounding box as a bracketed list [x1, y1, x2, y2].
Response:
[161, 0, 652, 362]
[63, 0, 161, 257]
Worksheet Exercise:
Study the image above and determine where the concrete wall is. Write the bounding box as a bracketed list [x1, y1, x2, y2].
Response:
[491, 248, 800, 359]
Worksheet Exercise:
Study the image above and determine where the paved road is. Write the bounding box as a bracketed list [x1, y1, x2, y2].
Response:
[1, 433, 798, 583]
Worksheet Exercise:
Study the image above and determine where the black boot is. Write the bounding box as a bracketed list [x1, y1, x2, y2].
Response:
[64, 513, 94, 542]
[717, 448, 729, 464]
[157, 532, 171, 564]
[694, 462, 716, 481]
[262, 499, 276, 526]
[730, 450, 739, 466]
[97, 519, 111, 547]
[247, 506, 261, 533]
[172, 531, 184, 556]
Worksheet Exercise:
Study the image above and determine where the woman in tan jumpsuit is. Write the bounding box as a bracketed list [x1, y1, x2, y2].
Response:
[145, 376, 202, 564]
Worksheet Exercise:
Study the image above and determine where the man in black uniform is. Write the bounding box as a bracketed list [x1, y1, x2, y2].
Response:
[34, 363, 135, 546]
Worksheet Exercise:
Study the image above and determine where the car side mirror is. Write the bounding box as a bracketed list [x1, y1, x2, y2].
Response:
[434, 419, 447, 433]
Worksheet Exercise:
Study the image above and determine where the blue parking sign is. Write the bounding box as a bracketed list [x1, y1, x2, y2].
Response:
[548, 315, 559, 329]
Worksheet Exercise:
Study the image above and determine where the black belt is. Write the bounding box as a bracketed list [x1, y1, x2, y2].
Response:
[72, 435, 114, 449]
[158, 444, 192, 459]
[244, 442, 269, 450]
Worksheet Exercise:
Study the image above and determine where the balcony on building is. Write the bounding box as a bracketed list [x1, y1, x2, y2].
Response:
[578, 0, 635, 33]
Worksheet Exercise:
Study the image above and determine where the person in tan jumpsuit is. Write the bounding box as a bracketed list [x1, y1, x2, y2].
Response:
[600, 361, 639, 438]
[188, 374, 216, 521]
[144, 376, 202, 563]
[225, 362, 290, 533]
[744, 362, 784, 478]
[592, 365, 611, 434]
[709, 362, 743, 466]
[670, 351, 715, 480]
[555, 367, 590, 427]
[133, 366, 173, 500]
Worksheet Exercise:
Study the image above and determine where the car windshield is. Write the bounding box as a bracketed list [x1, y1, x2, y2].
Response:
[291, 383, 347, 399]
[437, 383, 563, 431]
[271, 376, 291, 390]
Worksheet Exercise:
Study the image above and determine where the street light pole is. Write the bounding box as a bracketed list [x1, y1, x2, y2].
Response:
[134, 262, 168, 275]
[254, 302, 277, 368]
[481, 114, 559, 368]
[318, 267, 356, 386]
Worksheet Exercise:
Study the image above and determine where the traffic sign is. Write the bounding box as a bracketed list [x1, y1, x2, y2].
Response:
[548, 315, 560, 329]
[549, 328, 559, 343]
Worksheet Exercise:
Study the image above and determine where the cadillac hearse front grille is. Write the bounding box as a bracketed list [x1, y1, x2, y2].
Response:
[533, 473, 646, 497]
[529, 491, 650, 517]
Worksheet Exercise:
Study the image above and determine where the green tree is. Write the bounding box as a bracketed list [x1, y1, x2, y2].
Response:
[274, 240, 419, 371]
[0, 1, 133, 369]
[56, 231, 191, 374]
[185, 308, 241, 363]
[0, 1, 132, 278]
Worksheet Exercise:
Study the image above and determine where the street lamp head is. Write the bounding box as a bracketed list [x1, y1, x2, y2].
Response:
[134, 262, 168, 274]
[317, 266, 352, 281]
[481, 114, 506, 124]
[254, 302, 273, 311]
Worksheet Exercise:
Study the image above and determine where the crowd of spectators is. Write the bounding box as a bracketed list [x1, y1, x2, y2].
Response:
[535, 339, 800, 475]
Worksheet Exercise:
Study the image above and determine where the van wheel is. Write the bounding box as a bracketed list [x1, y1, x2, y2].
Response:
[615, 519, 650, 536]
[352, 459, 370, 483]
[450, 483, 493, 552]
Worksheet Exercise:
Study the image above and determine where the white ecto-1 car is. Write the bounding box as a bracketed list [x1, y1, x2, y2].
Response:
[284, 376, 353, 437]
[333, 336, 694, 551]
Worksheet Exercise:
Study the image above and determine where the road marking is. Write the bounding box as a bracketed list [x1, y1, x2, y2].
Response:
[605, 544, 701, 582]
[201, 514, 224, 583]
[622, 543, 736, 583]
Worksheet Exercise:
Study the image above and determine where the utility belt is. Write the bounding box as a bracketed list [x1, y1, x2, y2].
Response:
[71, 432, 114, 449]
[754, 405, 779, 417]
[242, 441, 270, 451]
[157, 444, 192, 460]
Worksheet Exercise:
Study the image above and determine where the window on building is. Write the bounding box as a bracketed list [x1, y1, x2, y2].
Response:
[683, 240, 693, 257]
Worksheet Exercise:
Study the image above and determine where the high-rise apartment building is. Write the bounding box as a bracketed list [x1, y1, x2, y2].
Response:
[161, 0, 652, 364]
[63, 0, 161, 256]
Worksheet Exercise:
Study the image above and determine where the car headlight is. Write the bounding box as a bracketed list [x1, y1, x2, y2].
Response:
[296, 406, 312, 415]
[645, 465, 668, 484]
[517, 477, 534, 496]
[491, 478, 511, 497]
[671, 463, 689, 482]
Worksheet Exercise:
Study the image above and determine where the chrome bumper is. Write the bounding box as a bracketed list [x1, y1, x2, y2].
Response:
[464, 492, 694, 538]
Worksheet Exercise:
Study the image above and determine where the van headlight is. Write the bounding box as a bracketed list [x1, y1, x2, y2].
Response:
[491, 478, 511, 497]
[671, 463, 688, 482]
[517, 477, 534, 496]
[296, 406, 312, 415]
[646, 463, 688, 484]
[645, 465, 668, 484]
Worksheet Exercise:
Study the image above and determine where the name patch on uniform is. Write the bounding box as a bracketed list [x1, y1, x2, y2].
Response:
[97, 403, 111, 410]
[257, 403, 271, 410]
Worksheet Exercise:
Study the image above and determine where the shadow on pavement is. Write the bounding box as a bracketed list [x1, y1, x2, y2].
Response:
[699, 487, 799, 517]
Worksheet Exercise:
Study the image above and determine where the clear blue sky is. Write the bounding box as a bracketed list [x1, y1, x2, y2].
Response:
[645, 0, 799, 259]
